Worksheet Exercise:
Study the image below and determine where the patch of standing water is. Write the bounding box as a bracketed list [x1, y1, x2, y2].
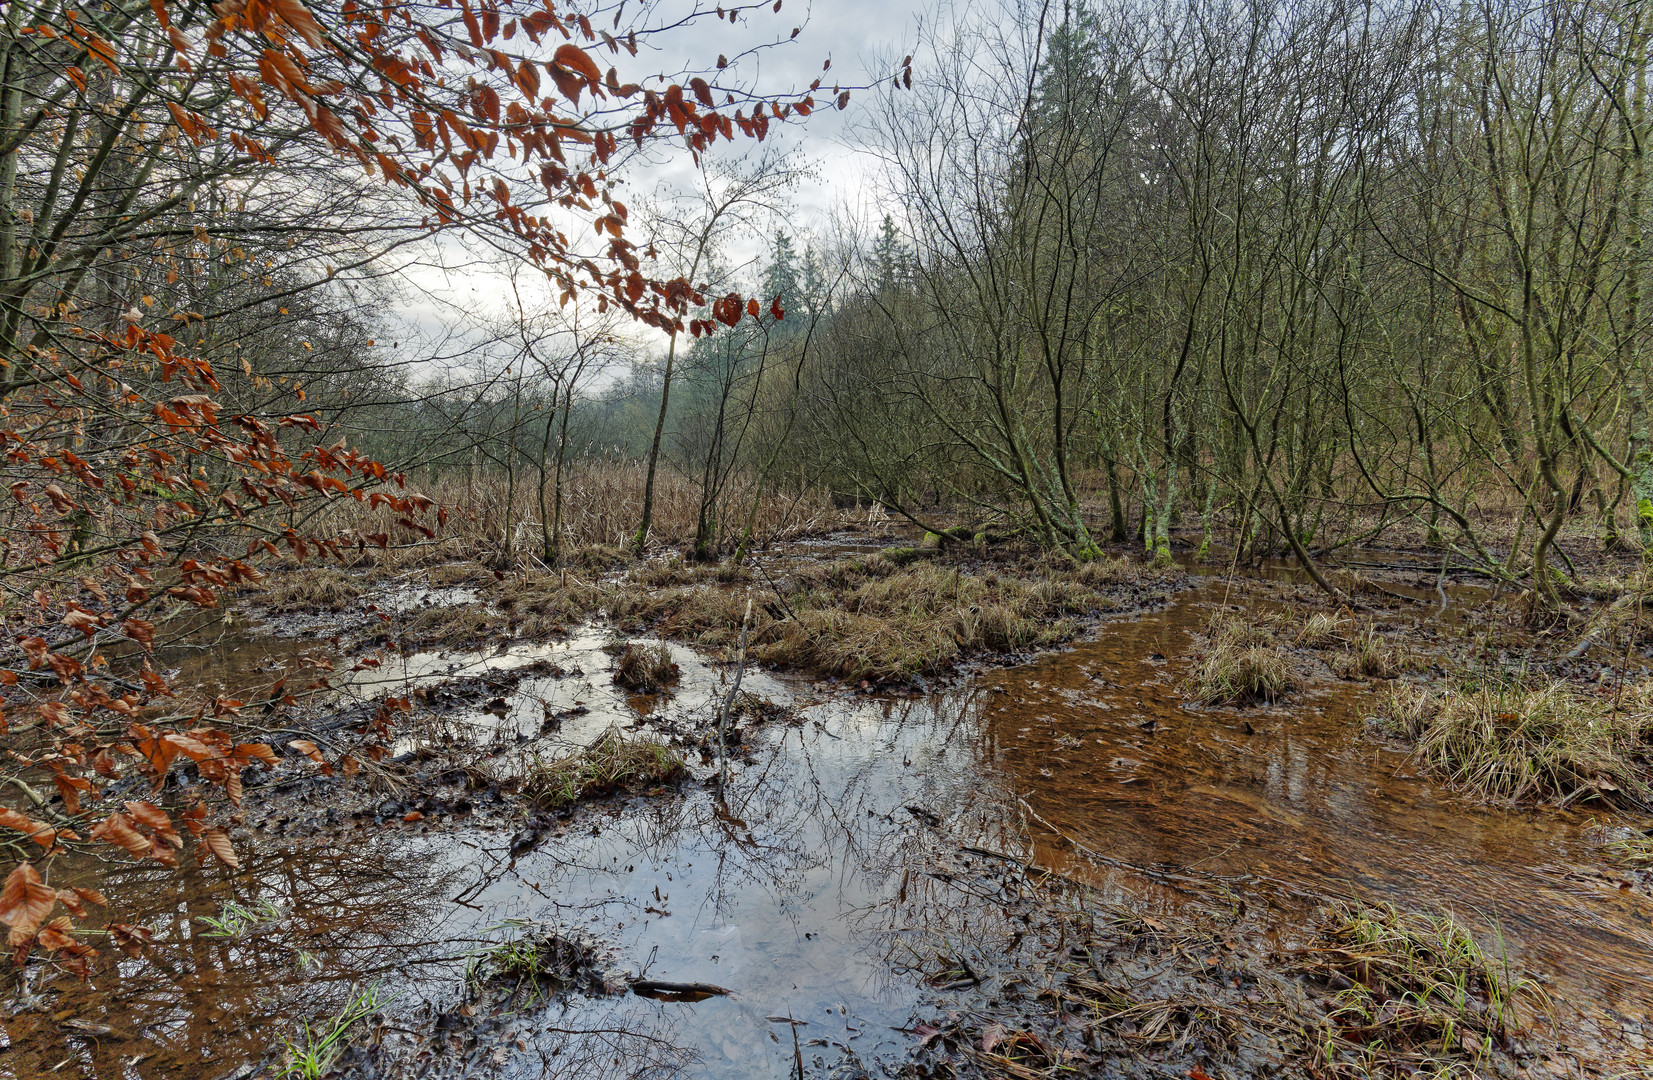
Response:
[9, 575, 1653, 1077]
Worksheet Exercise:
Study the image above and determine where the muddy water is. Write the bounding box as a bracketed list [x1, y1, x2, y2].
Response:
[984, 579, 1653, 1022]
[7, 572, 1653, 1078]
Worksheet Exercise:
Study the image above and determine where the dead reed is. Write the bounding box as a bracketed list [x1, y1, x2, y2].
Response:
[1299, 900, 1544, 1076]
[257, 567, 368, 612]
[1326, 622, 1426, 680]
[608, 552, 1173, 683]
[610, 642, 680, 693]
[312, 458, 867, 570]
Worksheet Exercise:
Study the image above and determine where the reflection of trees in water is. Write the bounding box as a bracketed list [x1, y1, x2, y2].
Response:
[383, 994, 693, 1080]
[509, 689, 1042, 1020]
[7, 835, 469, 1080]
[8, 682, 1047, 1080]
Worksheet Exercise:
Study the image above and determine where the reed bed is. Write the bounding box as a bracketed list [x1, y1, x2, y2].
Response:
[307, 458, 867, 571]
[1184, 613, 1295, 705]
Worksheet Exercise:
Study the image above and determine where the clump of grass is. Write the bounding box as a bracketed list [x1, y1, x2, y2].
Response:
[1297, 610, 1351, 648]
[278, 982, 385, 1080]
[631, 557, 748, 588]
[1576, 569, 1653, 647]
[523, 729, 686, 810]
[611, 641, 680, 692]
[464, 927, 606, 1006]
[1587, 821, 1653, 869]
[558, 543, 630, 573]
[1301, 900, 1542, 1076]
[1184, 614, 1295, 704]
[1328, 622, 1425, 680]
[608, 554, 1169, 683]
[1386, 681, 1653, 809]
[195, 899, 282, 938]
[397, 601, 496, 645]
[260, 568, 366, 612]
[494, 572, 607, 623]
[398, 572, 607, 645]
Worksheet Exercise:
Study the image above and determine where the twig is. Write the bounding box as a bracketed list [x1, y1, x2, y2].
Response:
[745, 554, 797, 621]
[715, 598, 754, 797]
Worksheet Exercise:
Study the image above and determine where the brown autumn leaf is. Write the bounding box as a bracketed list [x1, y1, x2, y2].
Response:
[107, 923, 153, 958]
[38, 916, 91, 956]
[0, 864, 58, 934]
[18, 637, 48, 669]
[63, 609, 101, 637]
[52, 774, 91, 816]
[71, 887, 108, 908]
[233, 742, 279, 766]
[90, 813, 154, 859]
[288, 739, 333, 775]
[160, 733, 214, 761]
[124, 801, 181, 846]
[553, 43, 601, 84]
[203, 828, 239, 870]
[0, 808, 56, 849]
[402, 811, 423, 822]
[122, 618, 156, 649]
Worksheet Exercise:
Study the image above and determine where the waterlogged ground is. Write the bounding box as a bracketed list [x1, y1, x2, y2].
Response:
[4, 553, 1653, 1078]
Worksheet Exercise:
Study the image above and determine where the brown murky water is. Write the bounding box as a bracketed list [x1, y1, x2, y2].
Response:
[5, 567, 1651, 1078]
[983, 579, 1653, 1020]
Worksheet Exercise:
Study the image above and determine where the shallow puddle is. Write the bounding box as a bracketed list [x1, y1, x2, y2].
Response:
[7, 571, 1652, 1077]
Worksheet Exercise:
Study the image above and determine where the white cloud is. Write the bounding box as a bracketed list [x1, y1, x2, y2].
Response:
[384, 0, 925, 377]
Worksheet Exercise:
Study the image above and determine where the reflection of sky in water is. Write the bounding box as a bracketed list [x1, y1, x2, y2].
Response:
[10, 574, 1653, 1077]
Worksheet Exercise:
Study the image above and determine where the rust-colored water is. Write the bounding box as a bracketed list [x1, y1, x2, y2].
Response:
[978, 580, 1653, 1020]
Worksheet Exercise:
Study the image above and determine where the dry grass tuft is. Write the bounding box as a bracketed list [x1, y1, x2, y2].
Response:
[1297, 610, 1351, 648]
[1300, 900, 1543, 1076]
[494, 573, 607, 626]
[1576, 569, 1653, 648]
[632, 557, 750, 589]
[1184, 614, 1294, 705]
[557, 543, 631, 573]
[397, 602, 497, 646]
[610, 641, 680, 693]
[396, 571, 607, 645]
[1386, 681, 1653, 809]
[259, 568, 367, 612]
[1327, 622, 1426, 680]
[608, 553, 1173, 683]
[522, 730, 686, 810]
[1587, 821, 1653, 870]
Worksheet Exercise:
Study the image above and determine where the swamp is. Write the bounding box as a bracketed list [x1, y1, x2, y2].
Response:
[4, 0, 1653, 1076]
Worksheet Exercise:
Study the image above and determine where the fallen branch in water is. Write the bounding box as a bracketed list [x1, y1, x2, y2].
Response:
[631, 980, 731, 1001]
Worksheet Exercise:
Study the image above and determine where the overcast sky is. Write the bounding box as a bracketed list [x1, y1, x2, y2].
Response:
[386, 0, 927, 374]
